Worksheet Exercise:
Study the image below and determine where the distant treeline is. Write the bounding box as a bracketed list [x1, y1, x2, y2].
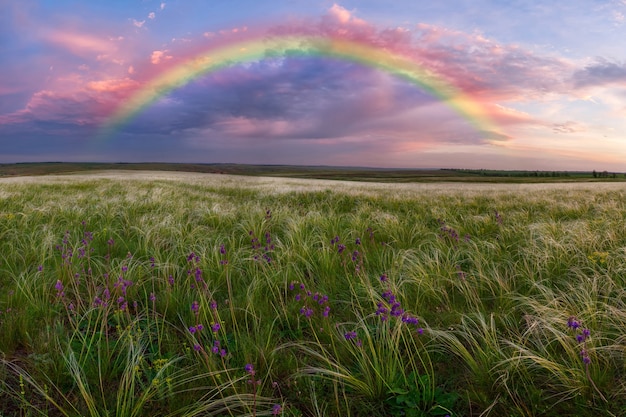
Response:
[449, 168, 625, 178]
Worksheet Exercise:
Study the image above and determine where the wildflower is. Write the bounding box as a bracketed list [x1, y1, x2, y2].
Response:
[210, 299, 218, 310]
[193, 344, 202, 352]
[196, 324, 204, 331]
[212, 322, 221, 332]
[300, 306, 313, 318]
[220, 244, 226, 255]
[189, 326, 197, 334]
[355, 237, 361, 245]
[581, 350, 591, 365]
[149, 292, 156, 302]
[168, 275, 175, 286]
[567, 316, 580, 330]
[212, 340, 220, 354]
[380, 274, 388, 283]
[351, 250, 359, 261]
[191, 301, 199, 315]
[37, 265, 43, 272]
[323, 306, 331, 317]
[337, 244, 346, 254]
[272, 403, 283, 415]
[54, 280, 64, 297]
[344, 331, 357, 340]
[244, 363, 255, 375]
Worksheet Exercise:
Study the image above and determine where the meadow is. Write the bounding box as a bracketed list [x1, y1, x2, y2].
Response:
[0, 171, 625, 416]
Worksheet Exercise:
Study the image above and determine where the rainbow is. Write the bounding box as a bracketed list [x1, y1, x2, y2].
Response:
[99, 34, 498, 139]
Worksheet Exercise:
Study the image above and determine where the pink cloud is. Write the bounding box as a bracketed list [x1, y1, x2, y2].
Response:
[151, 50, 173, 64]
[87, 78, 138, 94]
[46, 30, 117, 57]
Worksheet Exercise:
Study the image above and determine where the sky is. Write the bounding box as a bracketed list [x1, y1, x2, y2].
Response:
[1, 1, 625, 171]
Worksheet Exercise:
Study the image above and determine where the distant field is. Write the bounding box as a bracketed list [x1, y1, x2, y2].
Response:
[0, 172, 625, 416]
[1, 162, 624, 183]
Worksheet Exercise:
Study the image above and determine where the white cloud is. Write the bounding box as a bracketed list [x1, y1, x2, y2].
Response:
[160, 2, 166, 10]
[133, 19, 145, 28]
[148, 12, 156, 20]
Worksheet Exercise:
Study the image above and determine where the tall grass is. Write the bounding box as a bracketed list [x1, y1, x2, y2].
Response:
[0, 173, 625, 416]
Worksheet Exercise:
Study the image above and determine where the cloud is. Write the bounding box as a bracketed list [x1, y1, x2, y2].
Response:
[552, 121, 587, 134]
[150, 50, 172, 64]
[86, 78, 138, 93]
[148, 12, 156, 20]
[133, 19, 145, 28]
[327, 4, 353, 24]
[160, 2, 166, 10]
[46, 30, 117, 57]
[573, 59, 626, 87]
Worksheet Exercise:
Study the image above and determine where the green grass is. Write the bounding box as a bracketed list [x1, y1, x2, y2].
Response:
[0, 173, 625, 416]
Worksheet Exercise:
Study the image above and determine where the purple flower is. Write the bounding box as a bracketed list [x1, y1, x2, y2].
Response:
[244, 363, 255, 375]
[220, 244, 226, 255]
[196, 324, 204, 331]
[272, 404, 283, 415]
[355, 237, 361, 245]
[189, 326, 197, 334]
[212, 322, 221, 332]
[344, 331, 357, 340]
[337, 244, 346, 254]
[191, 300, 199, 315]
[323, 306, 331, 317]
[567, 316, 580, 330]
[193, 344, 202, 351]
[300, 306, 313, 318]
[149, 292, 156, 302]
[581, 349, 591, 364]
[168, 275, 175, 286]
[380, 274, 388, 283]
[210, 299, 218, 310]
[54, 280, 64, 297]
[37, 265, 43, 272]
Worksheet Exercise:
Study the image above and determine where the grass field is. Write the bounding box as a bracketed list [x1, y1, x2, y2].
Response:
[0, 171, 625, 416]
